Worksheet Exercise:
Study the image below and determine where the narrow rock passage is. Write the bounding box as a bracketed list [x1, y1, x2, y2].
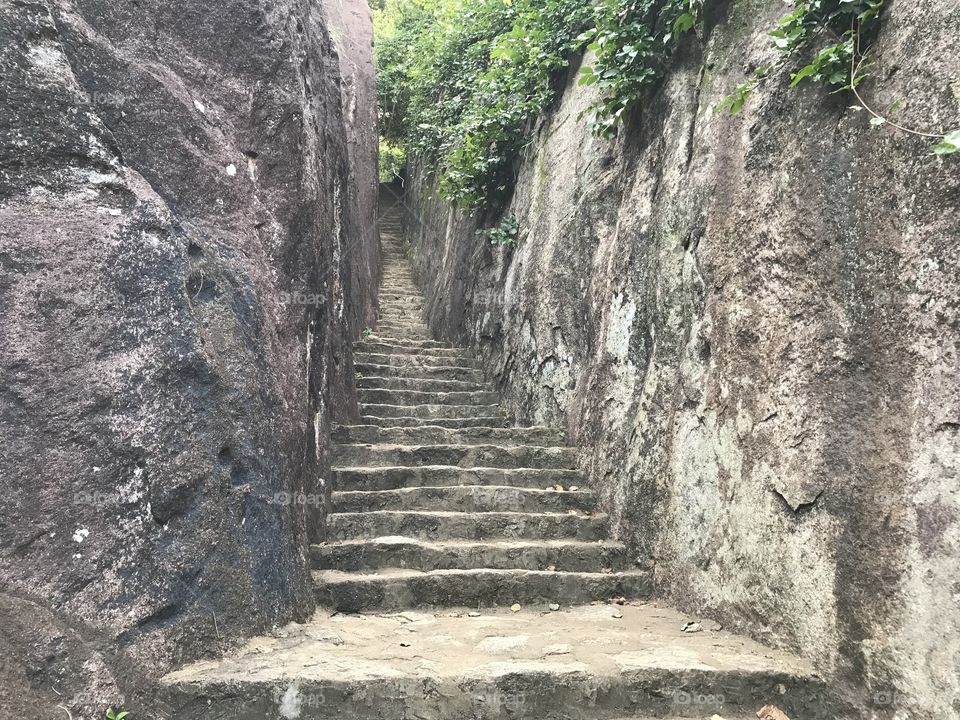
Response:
[161, 203, 829, 719]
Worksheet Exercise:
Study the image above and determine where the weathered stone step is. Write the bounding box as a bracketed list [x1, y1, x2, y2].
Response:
[377, 294, 426, 308]
[375, 316, 427, 326]
[379, 286, 420, 294]
[378, 302, 425, 312]
[313, 567, 649, 611]
[376, 311, 426, 321]
[376, 312, 426, 322]
[374, 316, 431, 326]
[354, 341, 467, 357]
[312, 536, 626, 572]
[375, 318, 428, 329]
[355, 376, 485, 392]
[332, 443, 577, 469]
[161, 604, 825, 720]
[379, 293, 422, 301]
[359, 415, 508, 428]
[359, 403, 503, 420]
[358, 388, 497, 406]
[355, 362, 485, 382]
[332, 465, 581, 491]
[327, 510, 606, 542]
[332, 423, 563, 445]
[329, 485, 596, 514]
[377, 330, 433, 340]
[358, 336, 450, 350]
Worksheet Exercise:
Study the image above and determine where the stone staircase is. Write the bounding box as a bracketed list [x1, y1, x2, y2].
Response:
[315, 211, 650, 611]
[160, 203, 830, 719]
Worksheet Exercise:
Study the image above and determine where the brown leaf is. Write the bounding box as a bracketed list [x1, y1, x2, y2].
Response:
[757, 705, 790, 720]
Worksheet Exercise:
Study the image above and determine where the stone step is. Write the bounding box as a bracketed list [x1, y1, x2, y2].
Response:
[379, 295, 422, 302]
[375, 317, 427, 327]
[313, 568, 649, 611]
[329, 485, 596, 514]
[332, 465, 581, 491]
[358, 388, 497, 406]
[377, 320, 432, 330]
[358, 355, 483, 372]
[358, 336, 450, 350]
[376, 312, 426, 321]
[332, 443, 577, 470]
[355, 376, 486, 392]
[374, 316, 431, 325]
[355, 363, 485, 382]
[312, 536, 627, 572]
[377, 305, 426, 325]
[359, 403, 503, 420]
[359, 415, 508, 428]
[332, 424, 563, 445]
[161, 601, 825, 720]
[374, 319, 431, 329]
[379, 300, 423, 308]
[354, 341, 467, 357]
[379, 288, 424, 301]
[326, 510, 607, 542]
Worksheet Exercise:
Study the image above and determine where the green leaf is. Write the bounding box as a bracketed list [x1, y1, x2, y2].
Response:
[673, 13, 696, 34]
[932, 130, 960, 156]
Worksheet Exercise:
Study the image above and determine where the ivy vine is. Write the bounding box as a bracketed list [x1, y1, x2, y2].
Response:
[720, 0, 959, 155]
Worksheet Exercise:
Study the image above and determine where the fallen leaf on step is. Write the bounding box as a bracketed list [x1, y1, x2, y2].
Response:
[554, 484, 565, 491]
[682, 621, 703, 633]
[613, 596, 626, 605]
[546, 565, 556, 572]
[601, 567, 613, 574]
[399, 642, 411, 647]
[757, 706, 790, 720]
[567, 509, 578, 515]
[612, 609, 623, 619]
[510, 603, 522, 613]
[548, 603, 560, 611]
[570, 485, 579, 491]
[468, 611, 481, 618]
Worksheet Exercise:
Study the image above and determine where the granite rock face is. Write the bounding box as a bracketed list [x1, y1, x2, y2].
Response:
[0, 0, 377, 717]
[407, 1, 960, 716]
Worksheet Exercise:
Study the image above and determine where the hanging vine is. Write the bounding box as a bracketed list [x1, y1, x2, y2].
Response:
[719, 0, 959, 155]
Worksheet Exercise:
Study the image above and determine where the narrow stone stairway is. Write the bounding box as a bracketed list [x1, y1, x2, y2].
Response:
[315, 206, 650, 612]
[160, 204, 829, 719]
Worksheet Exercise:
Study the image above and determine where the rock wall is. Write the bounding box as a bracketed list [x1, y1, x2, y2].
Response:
[0, 0, 378, 717]
[407, 1, 960, 716]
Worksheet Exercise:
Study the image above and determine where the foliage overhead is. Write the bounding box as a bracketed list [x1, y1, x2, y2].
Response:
[374, 0, 701, 209]
[375, 0, 956, 213]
